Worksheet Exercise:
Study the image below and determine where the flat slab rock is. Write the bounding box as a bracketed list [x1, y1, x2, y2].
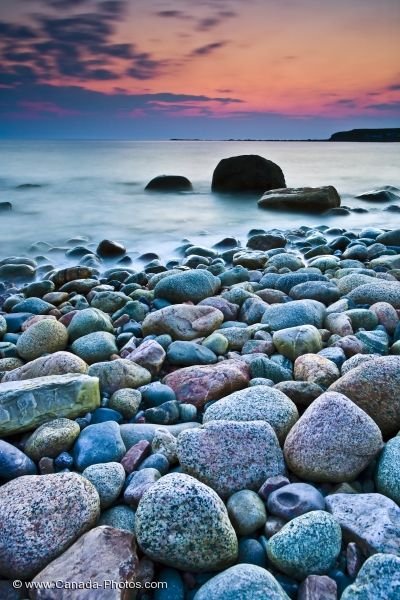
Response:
[163, 359, 249, 408]
[31, 526, 138, 600]
[0, 374, 100, 436]
[325, 493, 400, 556]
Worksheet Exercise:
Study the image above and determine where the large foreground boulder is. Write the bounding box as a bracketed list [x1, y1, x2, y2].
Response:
[258, 186, 341, 212]
[211, 155, 286, 193]
[0, 473, 100, 579]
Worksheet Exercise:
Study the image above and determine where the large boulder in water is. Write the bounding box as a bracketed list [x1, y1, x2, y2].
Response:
[211, 155, 286, 193]
[258, 186, 341, 212]
[145, 175, 192, 192]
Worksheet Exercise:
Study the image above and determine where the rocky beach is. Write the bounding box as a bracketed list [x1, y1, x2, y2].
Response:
[0, 155, 400, 599]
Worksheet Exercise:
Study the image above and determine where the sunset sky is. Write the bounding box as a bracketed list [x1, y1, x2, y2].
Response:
[0, 0, 399, 138]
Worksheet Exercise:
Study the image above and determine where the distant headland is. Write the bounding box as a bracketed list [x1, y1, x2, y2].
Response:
[329, 128, 400, 142]
[170, 128, 400, 143]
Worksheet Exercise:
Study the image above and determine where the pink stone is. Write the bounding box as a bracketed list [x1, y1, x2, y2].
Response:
[163, 359, 250, 408]
[121, 440, 151, 473]
[126, 340, 166, 375]
[21, 314, 56, 331]
[298, 575, 337, 600]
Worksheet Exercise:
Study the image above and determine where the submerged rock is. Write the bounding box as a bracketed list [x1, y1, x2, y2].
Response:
[145, 175, 193, 192]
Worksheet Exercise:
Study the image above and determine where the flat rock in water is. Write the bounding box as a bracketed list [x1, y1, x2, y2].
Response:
[325, 493, 400, 556]
[31, 526, 138, 600]
[0, 374, 100, 436]
[145, 174, 193, 191]
[258, 186, 341, 212]
[0, 472, 100, 579]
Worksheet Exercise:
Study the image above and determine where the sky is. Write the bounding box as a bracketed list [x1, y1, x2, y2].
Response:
[0, 0, 399, 139]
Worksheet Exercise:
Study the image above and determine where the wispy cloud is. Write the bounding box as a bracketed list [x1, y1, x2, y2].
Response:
[189, 41, 228, 57]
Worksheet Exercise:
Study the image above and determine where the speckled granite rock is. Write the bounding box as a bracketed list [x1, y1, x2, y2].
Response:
[325, 493, 400, 556]
[341, 553, 400, 600]
[177, 420, 285, 498]
[267, 511, 342, 580]
[329, 356, 400, 436]
[2, 351, 88, 382]
[375, 436, 400, 504]
[193, 564, 290, 600]
[24, 418, 80, 460]
[0, 472, 100, 579]
[135, 473, 238, 571]
[0, 374, 100, 436]
[88, 359, 151, 395]
[203, 385, 298, 442]
[284, 392, 383, 482]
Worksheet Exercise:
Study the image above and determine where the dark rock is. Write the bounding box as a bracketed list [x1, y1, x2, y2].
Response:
[247, 233, 286, 251]
[211, 155, 286, 193]
[96, 239, 126, 258]
[145, 175, 193, 192]
[259, 186, 341, 212]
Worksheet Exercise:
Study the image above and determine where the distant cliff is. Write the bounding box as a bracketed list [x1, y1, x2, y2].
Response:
[329, 128, 400, 142]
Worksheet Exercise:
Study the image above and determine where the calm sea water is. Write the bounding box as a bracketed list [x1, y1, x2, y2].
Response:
[0, 140, 399, 262]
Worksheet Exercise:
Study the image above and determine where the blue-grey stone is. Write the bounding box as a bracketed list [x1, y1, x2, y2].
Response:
[0, 440, 37, 480]
[167, 341, 217, 366]
[73, 421, 126, 471]
[375, 436, 400, 504]
[267, 483, 325, 521]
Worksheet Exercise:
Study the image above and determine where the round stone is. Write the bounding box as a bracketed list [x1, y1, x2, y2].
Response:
[273, 325, 322, 361]
[226, 490, 267, 535]
[82, 462, 125, 508]
[135, 473, 238, 571]
[99, 505, 136, 533]
[329, 356, 400, 436]
[167, 341, 217, 366]
[203, 386, 298, 443]
[72, 421, 126, 471]
[284, 392, 383, 482]
[375, 436, 400, 504]
[16, 319, 68, 361]
[67, 307, 113, 342]
[177, 420, 285, 498]
[341, 553, 400, 600]
[71, 331, 118, 364]
[2, 351, 88, 382]
[0, 440, 37, 480]
[267, 511, 342, 580]
[193, 564, 290, 600]
[294, 354, 340, 388]
[267, 483, 325, 521]
[154, 270, 220, 304]
[0, 472, 99, 579]
[88, 359, 151, 395]
[109, 388, 142, 419]
[24, 418, 81, 461]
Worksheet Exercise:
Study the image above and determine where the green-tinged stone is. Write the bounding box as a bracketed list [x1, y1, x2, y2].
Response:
[267, 511, 342, 580]
[0, 374, 100, 436]
[24, 418, 81, 461]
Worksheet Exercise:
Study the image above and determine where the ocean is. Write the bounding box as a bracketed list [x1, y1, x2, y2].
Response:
[0, 140, 399, 263]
